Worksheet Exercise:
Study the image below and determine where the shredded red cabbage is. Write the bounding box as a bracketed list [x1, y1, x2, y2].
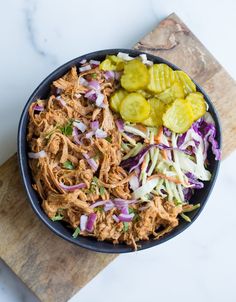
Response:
[158, 143, 192, 155]
[192, 118, 221, 160]
[177, 133, 187, 148]
[115, 119, 124, 132]
[163, 127, 172, 137]
[121, 145, 151, 172]
[185, 172, 204, 189]
[121, 144, 192, 172]
[183, 187, 193, 201]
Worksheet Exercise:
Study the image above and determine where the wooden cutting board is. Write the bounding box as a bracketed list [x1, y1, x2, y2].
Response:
[0, 13, 236, 302]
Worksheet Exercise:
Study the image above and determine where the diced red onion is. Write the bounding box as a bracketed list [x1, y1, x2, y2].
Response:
[88, 80, 100, 91]
[139, 54, 153, 66]
[83, 152, 92, 159]
[56, 96, 66, 107]
[91, 120, 99, 131]
[117, 213, 135, 222]
[104, 201, 115, 212]
[88, 158, 98, 171]
[72, 127, 82, 145]
[115, 119, 124, 132]
[85, 131, 94, 139]
[86, 213, 97, 232]
[79, 65, 91, 72]
[104, 71, 115, 80]
[95, 128, 107, 139]
[73, 121, 87, 133]
[80, 59, 87, 64]
[59, 182, 87, 191]
[112, 214, 120, 223]
[99, 103, 108, 109]
[129, 175, 140, 191]
[82, 153, 98, 171]
[114, 72, 121, 80]
[75, 93, 82, 98]
[139, 54, 147, 61]
[28, 150, 47, 159]
[90, 200, 110, 209]
[113, 198, 137, 208]
[79, 77, 89, 87]
[89, 59, 100, 66]
[121, 206, 129, 215]
[80, 215, 88, 231]
[56, 88, 62, 95]
[33, 105, 44, 112]
[85, 90, 97, 101]
[95, 93, 104, 107]
[117, 52, 133, 61]
[114, 198, 137, 204]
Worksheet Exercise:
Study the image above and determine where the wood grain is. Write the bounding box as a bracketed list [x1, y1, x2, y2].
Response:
[1, 13, 236, 302]
[0, 155, 116, 302]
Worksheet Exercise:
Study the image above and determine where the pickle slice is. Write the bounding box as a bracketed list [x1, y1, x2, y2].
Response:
[186, 92, 206, 121]
[163, 98, 194, 133]
[107, 55, 125, 71]
[158, 82, 185, 104]
[175, 70, 196, 95]
[142, 98, 166, 127]
[110, 89, 128, 112]
[136, 89, 153, 99]
[147, 64, 176, 93]
[99, 55, 125, 71]
[99, 58, 116, 71]
[120, 93, 150, 123]
[121, 60, 149, 92]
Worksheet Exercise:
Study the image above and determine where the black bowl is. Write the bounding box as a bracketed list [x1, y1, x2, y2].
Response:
[18, 49, 221, 253]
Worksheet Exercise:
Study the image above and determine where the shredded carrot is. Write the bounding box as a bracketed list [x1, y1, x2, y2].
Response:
[161, 149, 168, 160]
[154, 126, 163, 144]
[141, 158, 147, 170]
[148, 173, 184, 185]
[136, 124, 147, 132]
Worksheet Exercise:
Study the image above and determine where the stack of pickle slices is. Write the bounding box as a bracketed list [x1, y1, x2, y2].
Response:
[100, 55, 206, 134]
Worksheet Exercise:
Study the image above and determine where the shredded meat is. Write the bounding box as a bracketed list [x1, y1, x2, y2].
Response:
[28, 66, 184, 250]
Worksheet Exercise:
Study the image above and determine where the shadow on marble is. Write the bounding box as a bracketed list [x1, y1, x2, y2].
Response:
[0, 259, 39, 302]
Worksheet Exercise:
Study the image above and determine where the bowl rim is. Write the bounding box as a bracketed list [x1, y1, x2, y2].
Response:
[17, 48, 222, 254]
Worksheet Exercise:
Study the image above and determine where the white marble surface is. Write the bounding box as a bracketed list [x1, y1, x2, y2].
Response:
[1, 0, 236, 301]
